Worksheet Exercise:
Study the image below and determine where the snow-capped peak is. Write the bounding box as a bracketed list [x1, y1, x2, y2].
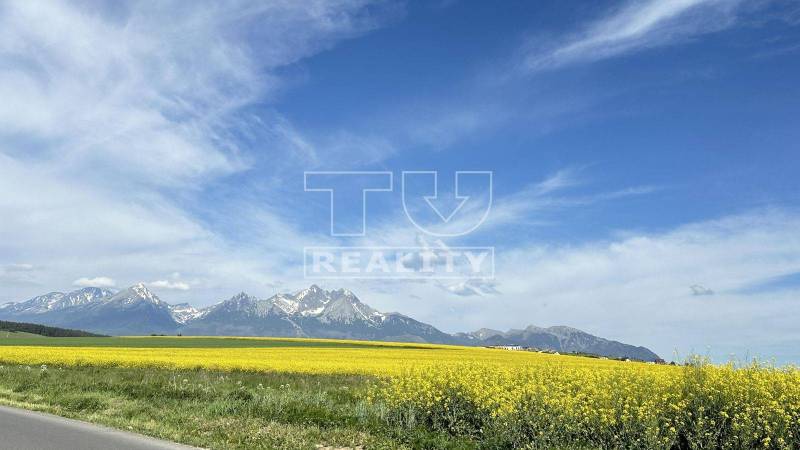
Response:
[231, 291, 249, 299]
[229, 292, 257, 305]
[210, 292, 261, 314]
[113, 283, 165, 306]
[169, 303, 205, 324]
[1, 287, 114, 315]
[294, 284, 323, 300]
[291, 284, 333, 314]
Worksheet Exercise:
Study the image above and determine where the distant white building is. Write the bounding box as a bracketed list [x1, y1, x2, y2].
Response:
[489, 345, 523, 351]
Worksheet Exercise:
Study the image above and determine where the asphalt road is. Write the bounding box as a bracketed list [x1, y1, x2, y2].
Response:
[0, 405, 200, 450]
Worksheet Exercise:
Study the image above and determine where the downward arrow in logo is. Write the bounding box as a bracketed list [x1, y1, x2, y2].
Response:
[423, 192, 468, 223]
[402, 171, 493, 236]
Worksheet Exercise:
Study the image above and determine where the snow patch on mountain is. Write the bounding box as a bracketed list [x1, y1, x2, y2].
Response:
[272, 294, 300, 315]
[169, 303, 204, 324]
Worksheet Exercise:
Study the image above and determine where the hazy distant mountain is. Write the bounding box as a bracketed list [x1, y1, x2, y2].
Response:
[0, 287, 114, 315]
[0, 284, 659, 360]
[71, 284, 179, 335]
[456, 325, 660, 361]
[0, 284, 178, 335]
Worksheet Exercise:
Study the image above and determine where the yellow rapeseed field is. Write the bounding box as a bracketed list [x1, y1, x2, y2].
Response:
[0, 340, 625, 375]
[0, 338, 798, 448]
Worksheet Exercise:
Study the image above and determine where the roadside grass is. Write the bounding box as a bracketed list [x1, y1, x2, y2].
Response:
[0, 364, 472, 450]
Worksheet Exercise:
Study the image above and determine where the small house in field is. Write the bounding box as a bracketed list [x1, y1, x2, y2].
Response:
[488, 345, 524, 351]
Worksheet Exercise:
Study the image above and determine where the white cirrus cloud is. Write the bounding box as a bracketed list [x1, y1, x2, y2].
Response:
[438, 279, 501, 297]
[148, 280, 191, 291]
[73, 277, 117, 288]
[524, 0, 745, 73]
[0, 1, 396, 303]
[3, 263, 35, 272]
[0, 1, 396, 185]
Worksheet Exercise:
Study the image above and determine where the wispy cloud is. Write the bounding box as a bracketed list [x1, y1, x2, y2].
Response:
[73, 277, 117, 288]
[0, 1, 394, 303]
[437, 279, 501, 297]
[735, 271, 800, 295]
[523, 0, 745, 72]
[148, 280, 191, 291]
[457, 168, 657, 234]
[0, 263, 40, 290]
[3, 264, 35, 273]
[0, 1, 393, 186]
[342, 167, 657, 251]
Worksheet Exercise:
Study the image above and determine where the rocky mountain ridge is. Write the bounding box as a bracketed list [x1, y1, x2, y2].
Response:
[0, 284, 660, 361]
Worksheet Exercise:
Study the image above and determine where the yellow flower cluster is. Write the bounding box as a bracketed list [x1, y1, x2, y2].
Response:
[377, 361, 800, 448]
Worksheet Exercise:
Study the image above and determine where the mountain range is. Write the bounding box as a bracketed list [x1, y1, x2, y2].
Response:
[0, 284, 660, 361]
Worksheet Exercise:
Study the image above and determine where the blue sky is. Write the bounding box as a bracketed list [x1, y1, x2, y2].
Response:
[1, 0, 800, 363]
